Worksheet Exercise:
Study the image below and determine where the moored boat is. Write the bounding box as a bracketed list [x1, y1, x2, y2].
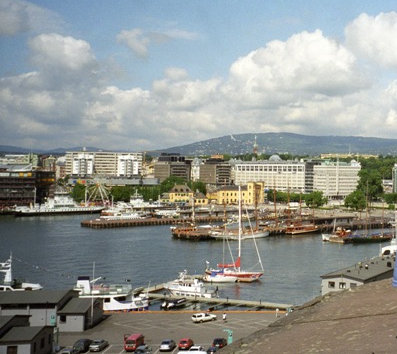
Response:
[164, 270, 217, 298]
[73, 276, 148, 312]
[0, 254, 42, 291]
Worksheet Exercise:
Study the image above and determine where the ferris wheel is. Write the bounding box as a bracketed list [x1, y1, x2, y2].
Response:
[85, 181, 111, 205]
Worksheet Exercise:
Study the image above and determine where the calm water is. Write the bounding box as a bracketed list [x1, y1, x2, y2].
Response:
[0, 214, 389, 306]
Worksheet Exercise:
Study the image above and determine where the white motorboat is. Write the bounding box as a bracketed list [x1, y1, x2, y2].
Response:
[203, 270, 237, 283]
[0, 254, 42, 291]
[73, 276, 148, 312]
[164, 270, 217, 299]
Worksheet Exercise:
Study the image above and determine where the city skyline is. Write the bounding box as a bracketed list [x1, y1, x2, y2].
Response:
[1, 1, 397, 151]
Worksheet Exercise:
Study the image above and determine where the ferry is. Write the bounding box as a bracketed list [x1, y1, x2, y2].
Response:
[14, 190, 104, 216]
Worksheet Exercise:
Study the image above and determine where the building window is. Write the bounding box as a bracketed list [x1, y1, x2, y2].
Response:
[328, 281, 335, 288]
[41, 337, 45, 348]
[60, 315, 66, 323]
[339, 282, 346, 289]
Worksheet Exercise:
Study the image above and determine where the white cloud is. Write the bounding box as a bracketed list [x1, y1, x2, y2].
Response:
[223, 30, 368, 109]
[3, 12, 397, 151]
[117, 27, 198, 58]
[0, 0, 62, 36]
[345, 12, 397, 69]
[117, 29, 150, 58]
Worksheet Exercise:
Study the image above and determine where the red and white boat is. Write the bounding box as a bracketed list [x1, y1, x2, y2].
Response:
[205, 187, 264, 283]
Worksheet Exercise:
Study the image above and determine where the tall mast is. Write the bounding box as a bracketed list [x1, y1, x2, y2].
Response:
[238, 185, 242, 270]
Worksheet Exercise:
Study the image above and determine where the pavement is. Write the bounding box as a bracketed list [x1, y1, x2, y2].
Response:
[58, 310, 279, 353]
[222, 277, 397, 353]
[58, 277, 397, 353]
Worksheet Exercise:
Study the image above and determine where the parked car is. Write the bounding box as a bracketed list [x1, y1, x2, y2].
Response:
[59, 348, 78, 354]
[212, 338, 227, 348]
[191, 313, 217, 323]
[89, 339, 108, 352]
[178, 338, 194, 350]
[206, 347, 218, 354]
[187, 346, 206, 353]
[73, 339, 92, 354]
[134, 344, 152, 354]
[159, 339, 176, 351]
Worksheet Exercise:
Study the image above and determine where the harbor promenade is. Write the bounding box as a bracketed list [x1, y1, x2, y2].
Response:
[222, 277, 397, 353]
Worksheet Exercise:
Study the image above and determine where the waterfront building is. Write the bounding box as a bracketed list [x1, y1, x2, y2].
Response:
[65, 151, 143, 177]
[0, 165, 55, 209]
[190, 157, 202, 181]
[154, 154, 191, 183]
[232, 156, 306, 193]
[168, 184, 194, 204]
[209, 182, 265, 205]
[199, 157, 232, 186]
[320, 255, 394, 296]
[313, 160, 360, 200]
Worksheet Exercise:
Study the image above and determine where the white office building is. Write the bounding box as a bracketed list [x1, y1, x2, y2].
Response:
[313, 160, 361, 199]
[232, 155, 306, 193]
[66, 151, 143, 177]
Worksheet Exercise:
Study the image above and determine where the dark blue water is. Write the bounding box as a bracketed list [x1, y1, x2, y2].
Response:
[0, 214, 388, 306]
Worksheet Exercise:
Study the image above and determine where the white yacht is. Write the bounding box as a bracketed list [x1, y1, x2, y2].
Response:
[0, 254, 42, 291]
[73, 276, 149, 312]
[164, 270, 217, 298]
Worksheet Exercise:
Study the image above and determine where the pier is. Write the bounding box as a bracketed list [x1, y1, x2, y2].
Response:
[137, 279, 293, 311]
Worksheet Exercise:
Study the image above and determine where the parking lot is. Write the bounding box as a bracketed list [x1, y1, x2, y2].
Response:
[58, 311, 278, 353]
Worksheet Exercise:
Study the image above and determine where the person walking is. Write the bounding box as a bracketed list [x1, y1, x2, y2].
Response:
[222, 312, 227, 322]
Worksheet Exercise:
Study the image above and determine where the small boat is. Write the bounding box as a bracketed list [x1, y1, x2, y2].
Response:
[0, 253, 42, 291]
[164, 270, 217, 298]
[285, 222, 318, 235]
[161, 297, 187, 310]
[73, 276, 149, 312]
[203, 270, 237, 283]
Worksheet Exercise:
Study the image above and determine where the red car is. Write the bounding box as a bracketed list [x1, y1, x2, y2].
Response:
[178, 338, 194, 350]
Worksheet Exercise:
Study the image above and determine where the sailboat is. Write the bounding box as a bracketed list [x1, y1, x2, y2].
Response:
[285, 194, 318, 235]
[205, 187, 264, 283]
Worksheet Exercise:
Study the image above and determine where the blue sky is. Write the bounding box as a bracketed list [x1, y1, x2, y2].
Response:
[1, 0, 397, 151]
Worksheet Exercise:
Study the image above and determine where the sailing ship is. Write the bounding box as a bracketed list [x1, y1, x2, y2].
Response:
[0, 253, 42, 291]
[205, 187, 264, 283]
[285, 195, 318, 235]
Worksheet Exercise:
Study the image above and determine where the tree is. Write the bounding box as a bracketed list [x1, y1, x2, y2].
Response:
[304, 191, 327, 208]
[160, 176, 187, 194]
[344, 190, 367, 211]
[357, 169, 383, 201]
[70, 183, 86, 202]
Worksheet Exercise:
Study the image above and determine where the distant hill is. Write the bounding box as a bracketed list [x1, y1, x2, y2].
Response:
[2, 133, 397, 156]
[153, 133, 397, 156]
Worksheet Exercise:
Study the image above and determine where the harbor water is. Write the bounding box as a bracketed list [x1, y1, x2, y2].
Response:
[0, 214, 390, 306]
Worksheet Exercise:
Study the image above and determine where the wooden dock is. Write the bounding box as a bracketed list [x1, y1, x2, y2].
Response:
[81, 216, 224, 229]
[139, 281, 293, 311]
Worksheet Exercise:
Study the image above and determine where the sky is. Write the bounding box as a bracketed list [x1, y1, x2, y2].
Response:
[2, 1, 397, 152]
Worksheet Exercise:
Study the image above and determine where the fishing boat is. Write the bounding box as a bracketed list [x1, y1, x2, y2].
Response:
[164, 270, 217, 298]
[0, 254, 43, 291]
[73, 275, 149, 312]
[205, 187, 264, 283]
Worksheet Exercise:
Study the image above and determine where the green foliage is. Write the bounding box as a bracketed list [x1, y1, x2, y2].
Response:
[160, 176, 186, 193]
[383, 193, 397, 205]
[70, 183, 86, 202]
[344, 190, 367, 211]
[357, 169, 383, 200]
[188, 181, 207, 195]
[304, 191, 327, 208]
